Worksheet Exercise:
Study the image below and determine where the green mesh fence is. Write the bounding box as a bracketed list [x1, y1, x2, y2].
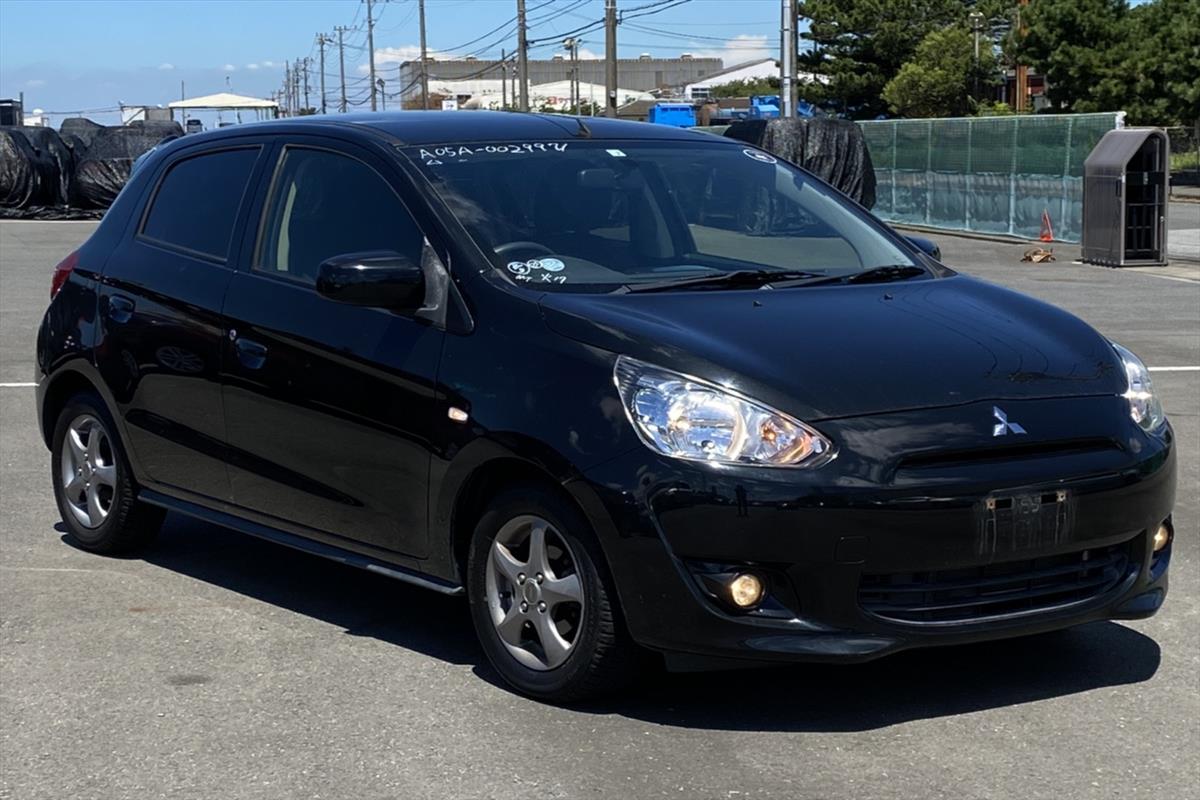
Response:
[859, 113, 1122, 242]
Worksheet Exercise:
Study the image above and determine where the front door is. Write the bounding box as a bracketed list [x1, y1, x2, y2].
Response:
[220, 139, 444, 557]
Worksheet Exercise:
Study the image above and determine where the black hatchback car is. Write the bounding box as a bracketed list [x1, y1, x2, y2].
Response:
[37, 112, 1174, 701]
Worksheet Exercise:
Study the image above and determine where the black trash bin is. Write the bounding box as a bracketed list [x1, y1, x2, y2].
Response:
[1081, 128, 1169, 266]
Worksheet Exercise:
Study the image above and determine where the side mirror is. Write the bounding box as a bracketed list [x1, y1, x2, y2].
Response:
[903, 235, 941, 262]
[316, 251, 425, 310]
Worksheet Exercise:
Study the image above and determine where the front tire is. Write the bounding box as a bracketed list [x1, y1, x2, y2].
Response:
[467, 486, 638, 702]
[50, 392, 164, 554]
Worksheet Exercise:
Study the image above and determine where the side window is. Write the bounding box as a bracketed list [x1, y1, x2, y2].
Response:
[141, 148, 260, 261]
[256, 147, 424, 284]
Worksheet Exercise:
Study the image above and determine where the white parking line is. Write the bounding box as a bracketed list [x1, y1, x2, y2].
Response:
[1148, 366, 1200, 372]
[0, 382, 36, 387]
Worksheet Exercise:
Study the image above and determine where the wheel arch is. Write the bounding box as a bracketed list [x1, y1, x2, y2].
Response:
[38, 361, 128, 456]
[439, 440, 624, 594]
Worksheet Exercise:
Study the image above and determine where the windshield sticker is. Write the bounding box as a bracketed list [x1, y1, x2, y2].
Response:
[507, 258, 568, 283]
[742, 148, 777, 164]
[419, 142, 569, 165]
[606, 149, 627, 157]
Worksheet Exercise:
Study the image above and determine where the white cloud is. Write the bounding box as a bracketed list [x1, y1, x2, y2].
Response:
[577, 47, 602, 60]
[157, 63, 174, 71]
[221, 63, 237, 72]
[245, 63, 260, 70]
[689, 34, 773, 68]
[359, 44, 461, 74]
[25, 78, 46, 87]
[262, 60, 275, 68]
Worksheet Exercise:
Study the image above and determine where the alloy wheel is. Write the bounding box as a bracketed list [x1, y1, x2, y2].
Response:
[60, 414, 117, 529]
[485, 514, 585, 671]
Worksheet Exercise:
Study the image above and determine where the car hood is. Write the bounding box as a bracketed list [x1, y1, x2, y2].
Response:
[539, 275, 1124, 421]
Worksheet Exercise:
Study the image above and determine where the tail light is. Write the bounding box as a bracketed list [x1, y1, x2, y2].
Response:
[50, 250, 80, 299]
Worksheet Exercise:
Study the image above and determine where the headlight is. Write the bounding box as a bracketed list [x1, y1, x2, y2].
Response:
[1112, 342, 1165, 431]
[614, 356, 833, 467]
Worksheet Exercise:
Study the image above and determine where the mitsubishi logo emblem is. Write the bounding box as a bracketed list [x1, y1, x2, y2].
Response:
[993, 406, 1026, 437]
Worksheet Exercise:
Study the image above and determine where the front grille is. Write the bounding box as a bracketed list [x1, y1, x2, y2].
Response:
[859, 543, 1133, 625]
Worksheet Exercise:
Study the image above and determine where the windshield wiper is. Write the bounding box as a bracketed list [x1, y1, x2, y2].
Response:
[794, 264, 928, 287]
[623, 269, 824, 293]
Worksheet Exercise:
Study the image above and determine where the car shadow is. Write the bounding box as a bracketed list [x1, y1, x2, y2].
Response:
[64, 513, 1162, 732]
[563, 621, 1161, 732]
[60, 512, 481, 667]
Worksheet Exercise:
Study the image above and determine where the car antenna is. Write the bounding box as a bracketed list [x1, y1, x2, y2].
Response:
[574, 117, 592, 138]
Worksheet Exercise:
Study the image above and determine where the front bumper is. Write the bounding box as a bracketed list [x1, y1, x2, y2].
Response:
[574, 396, 1176, 669]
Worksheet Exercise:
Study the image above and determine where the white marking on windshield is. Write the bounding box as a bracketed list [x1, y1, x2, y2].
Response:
[419, 142, 569, 165]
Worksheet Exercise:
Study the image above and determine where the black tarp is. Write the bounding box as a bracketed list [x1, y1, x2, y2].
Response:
[725, 117, 877, 209]
[17, 127, 75, 207]
[73, 122, 181, 209]
[0, 126, 75, 208]
[0, 129, 38, 208]
[1, 120, 179, 215]
[59, 117, 104, 149]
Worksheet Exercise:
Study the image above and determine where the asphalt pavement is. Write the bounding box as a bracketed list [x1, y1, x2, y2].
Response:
[1167, 201, 1199, 262]
[1, 220, 1197, 800]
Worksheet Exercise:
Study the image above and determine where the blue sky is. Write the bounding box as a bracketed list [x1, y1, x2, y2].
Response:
[0, 0, 786, 123]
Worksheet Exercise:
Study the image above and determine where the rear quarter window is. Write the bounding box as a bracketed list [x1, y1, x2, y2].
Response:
[140, 147, 260, 261]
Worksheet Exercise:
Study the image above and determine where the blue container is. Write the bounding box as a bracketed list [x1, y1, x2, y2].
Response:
[749, 95, 781, 119]
[648, 103, 697, 128]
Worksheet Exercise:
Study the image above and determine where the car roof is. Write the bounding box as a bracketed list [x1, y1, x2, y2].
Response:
[171, 110, 720, 147]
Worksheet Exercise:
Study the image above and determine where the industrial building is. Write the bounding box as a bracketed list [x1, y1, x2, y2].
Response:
[397, 53, 722, 101]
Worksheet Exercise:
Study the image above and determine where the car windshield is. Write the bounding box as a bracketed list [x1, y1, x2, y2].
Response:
[406, 139, 918, 292]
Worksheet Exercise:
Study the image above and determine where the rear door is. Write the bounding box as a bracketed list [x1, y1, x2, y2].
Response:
[220, 136, 445, 557]
[95, 141, 266, 502]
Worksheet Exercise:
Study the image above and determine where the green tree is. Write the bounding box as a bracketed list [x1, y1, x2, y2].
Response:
[882, 27, 999, 117]
[797, 0, 967, 118]
[709, 76, 780, 98]
[1016, 0, 1198, 126]
[1014, 0, 1131, 115]
[1123, 0, 1200, 126]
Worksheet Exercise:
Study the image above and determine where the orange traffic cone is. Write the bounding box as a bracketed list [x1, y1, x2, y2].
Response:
[1039, 209, 1054, 242]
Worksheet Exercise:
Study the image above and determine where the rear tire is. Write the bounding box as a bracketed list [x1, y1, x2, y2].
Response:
[467, 485, 639, 702]
[50, 392, 164, 555]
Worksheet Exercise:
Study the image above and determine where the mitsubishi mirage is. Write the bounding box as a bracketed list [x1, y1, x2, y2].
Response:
[36, 112, 1174, 701]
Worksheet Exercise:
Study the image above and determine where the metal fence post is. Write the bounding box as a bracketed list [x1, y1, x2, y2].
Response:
[891, 122, 898, 215]
[965, 118, 973, 232]
[1008, 116, 1020, 237]
[1061, 116, 1074, 240]
[925, 120, 934, 225]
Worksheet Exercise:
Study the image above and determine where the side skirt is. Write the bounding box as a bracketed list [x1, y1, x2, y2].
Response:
[138, 488, 464, 596]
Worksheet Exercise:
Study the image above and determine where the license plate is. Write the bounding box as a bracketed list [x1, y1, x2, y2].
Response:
[977, 490, 1071, 558]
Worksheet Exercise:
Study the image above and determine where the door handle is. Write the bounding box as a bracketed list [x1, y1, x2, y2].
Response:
[233, 336, 268, 369]
[106, 295, 134, 323]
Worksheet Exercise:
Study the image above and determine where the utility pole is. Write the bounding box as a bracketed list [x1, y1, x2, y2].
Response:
[780, 0, 795, 117]
[501, 48, 508, 109]
[563, 38, 579, 112]
[604, 0, 617, 117]
[968, 11, 984, 105]
[418, 0, 430, 109]
[317, 34, 331, 114]
[284, 61, 292, 115]
[335, 26, 349, 112]
[366, 0, 378, 111]
[1015, 0, 1029, 112]
[302, 57, 311, 111]
[378, 78, 387, 111]
[517, 0, 529, 112]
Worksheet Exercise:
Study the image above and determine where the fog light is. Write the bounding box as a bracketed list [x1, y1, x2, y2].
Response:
[1153, 522, 1171, 552]
[728, 573, 765, 608]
